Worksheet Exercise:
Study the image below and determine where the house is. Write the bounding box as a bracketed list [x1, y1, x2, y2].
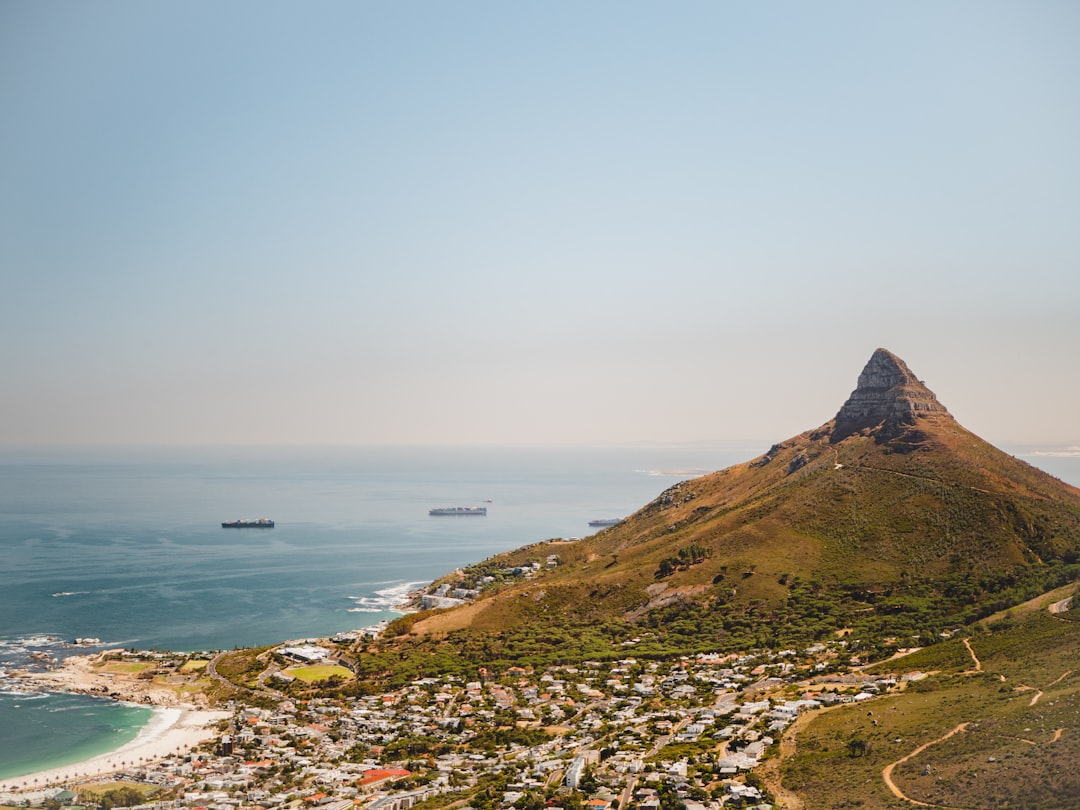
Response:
[280, 645, 330, 664]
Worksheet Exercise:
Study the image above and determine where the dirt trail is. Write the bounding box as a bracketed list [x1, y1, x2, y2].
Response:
[1046, 669, 1073, 687]
[962, 638, 982, 673]
[882, 723, 969, 807]
[1052, 728, 1064, 743]
[1029, 690, 1044, 707]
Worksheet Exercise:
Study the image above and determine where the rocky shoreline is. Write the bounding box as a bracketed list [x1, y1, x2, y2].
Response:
[2, 653, 227, 793]
[11, 652, 211, 708]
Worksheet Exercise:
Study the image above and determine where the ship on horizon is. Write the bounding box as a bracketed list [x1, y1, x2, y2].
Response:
[222, 518, 275, 528]
[429, 506, 487, 516]
[588, 518, 623, 527]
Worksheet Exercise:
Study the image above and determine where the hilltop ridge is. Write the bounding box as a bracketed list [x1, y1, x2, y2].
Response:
[398, 349, 1080, 654]
[195, 348, 1080, 810]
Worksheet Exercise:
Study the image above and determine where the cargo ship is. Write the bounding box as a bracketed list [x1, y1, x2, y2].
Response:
[222, 518, 275, 528]
[588, 518, 622, 527]
[429, 506, 487, 516]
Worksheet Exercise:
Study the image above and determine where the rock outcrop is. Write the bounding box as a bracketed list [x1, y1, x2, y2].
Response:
[831, 348, 949, 441]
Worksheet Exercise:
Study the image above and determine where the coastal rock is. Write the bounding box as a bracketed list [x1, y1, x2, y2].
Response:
[11, 653, 208, 709]
[831, 348, 949, 442]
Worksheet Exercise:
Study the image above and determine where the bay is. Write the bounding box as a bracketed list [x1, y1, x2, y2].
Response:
[1, 443, 1076, 783]
[0, 442, 755, 781]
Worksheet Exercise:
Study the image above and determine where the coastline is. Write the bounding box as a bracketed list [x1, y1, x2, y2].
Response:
[0, 704, 229, 791]
[2, 653, 227, 792]
[11, 653, 213, 708]
[2, 606, 418, 794]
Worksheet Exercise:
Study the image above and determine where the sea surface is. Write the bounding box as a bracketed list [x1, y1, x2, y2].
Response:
[0, 443, 753, 782]
[1, 443, 1077, 783]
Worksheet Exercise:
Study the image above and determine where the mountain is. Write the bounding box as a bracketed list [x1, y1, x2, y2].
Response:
[403, 349, 1080, 655]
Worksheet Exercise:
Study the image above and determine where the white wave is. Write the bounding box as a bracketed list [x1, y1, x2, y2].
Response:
[89, 638, 141, 649]
[376, 580, 430, 598]
[52, 591, 91, 598]
[0, 689, 49, 699]
[346, 580, 427, 613]
[0, 635, 65, 660]
[346, 596, 403, 613]
[0, 634, 62, 648]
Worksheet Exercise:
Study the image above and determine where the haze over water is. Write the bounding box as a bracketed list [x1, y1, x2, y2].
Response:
[0, 443, 748, 781]
[2, 443, 1077, 783]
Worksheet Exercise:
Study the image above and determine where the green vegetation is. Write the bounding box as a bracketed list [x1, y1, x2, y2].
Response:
[321, 405, 1080, 807]
[284, 664, 353, 683]
[656, 543, 712, 578]
[77, 783, 159, 809]
[649, 739, 719, 763]
[783, 609, 1080, 809]
[215, 648, 271, 687]
[98, 661, 154, 675]
[467, 725, 551, 752]
[359, 413, 1080, 693]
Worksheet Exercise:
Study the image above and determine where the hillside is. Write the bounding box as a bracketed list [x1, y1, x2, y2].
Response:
[381, 349, 1080, 670]
[780, 595, 1080, 809]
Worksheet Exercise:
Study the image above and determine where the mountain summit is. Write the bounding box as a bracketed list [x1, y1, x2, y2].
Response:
[405, 348, 1080, 657]
[832, 348, 949, 442]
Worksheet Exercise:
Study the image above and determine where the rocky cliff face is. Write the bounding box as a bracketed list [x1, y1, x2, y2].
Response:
[831, 348, 949, 441]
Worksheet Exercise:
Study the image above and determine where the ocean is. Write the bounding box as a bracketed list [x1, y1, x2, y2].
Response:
[1, 443, 1077, 783]
[0, 443, 753, 782]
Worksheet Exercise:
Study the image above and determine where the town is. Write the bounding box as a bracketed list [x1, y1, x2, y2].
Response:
[5, 631, 924, 810]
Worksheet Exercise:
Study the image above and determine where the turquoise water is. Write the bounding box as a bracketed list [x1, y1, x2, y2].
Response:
[0, 692, 151, 785]
[1, 443, 1076, 782]
[0, 443, 755, 780]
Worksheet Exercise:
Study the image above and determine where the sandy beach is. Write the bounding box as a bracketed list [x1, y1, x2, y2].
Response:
[2, 653, 229, 793]
[0, 706, 231, 792]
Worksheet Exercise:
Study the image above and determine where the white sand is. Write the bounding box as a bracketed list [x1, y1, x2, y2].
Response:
[0, 707, 230, 792]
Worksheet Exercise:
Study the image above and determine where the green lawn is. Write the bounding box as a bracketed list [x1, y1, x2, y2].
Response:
[285, 664, 353, 683]
[98, 661, 154, 675]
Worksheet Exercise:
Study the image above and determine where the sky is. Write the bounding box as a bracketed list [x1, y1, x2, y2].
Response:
[2, 1, 1078, 450]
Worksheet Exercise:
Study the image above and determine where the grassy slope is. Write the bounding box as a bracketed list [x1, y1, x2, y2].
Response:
[782, 605, 1080, 810]
[408, 416, 1080, 649]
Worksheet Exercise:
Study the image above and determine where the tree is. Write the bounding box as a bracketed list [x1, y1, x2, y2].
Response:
[846, 737, 873, 758]
[98, 787, 144, 809]
[514, 792, 545, 810]
[657, 783, 685, 810]
[577, 765, 599, 795]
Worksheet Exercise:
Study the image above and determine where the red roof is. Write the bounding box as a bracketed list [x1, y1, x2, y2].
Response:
[358, 768, 411, 786]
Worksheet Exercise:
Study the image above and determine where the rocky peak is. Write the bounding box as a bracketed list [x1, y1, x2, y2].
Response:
[832, 349, 949, 441]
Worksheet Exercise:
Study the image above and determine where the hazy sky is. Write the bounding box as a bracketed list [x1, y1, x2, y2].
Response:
[2, 1, 1078, 449]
